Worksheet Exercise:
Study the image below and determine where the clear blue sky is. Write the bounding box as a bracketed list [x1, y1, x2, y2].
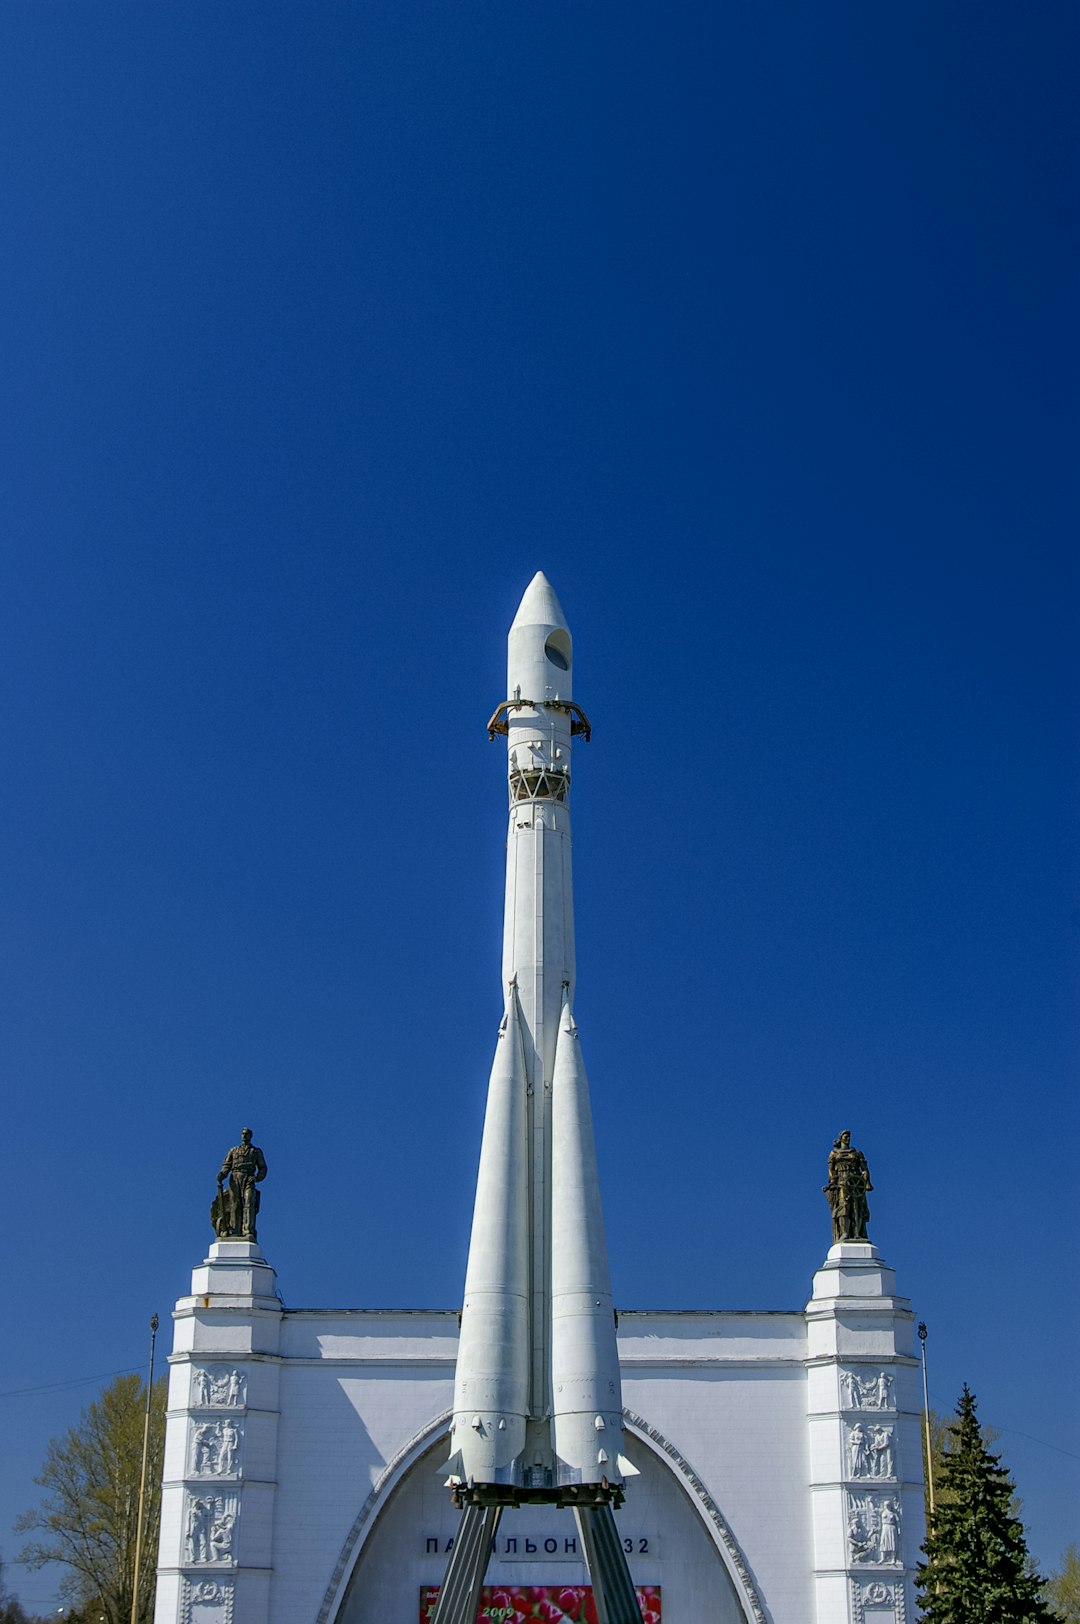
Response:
[1, 1, 1076, 1611]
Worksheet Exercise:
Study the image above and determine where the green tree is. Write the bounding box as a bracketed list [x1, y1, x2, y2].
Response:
[1044, 1543, 1080, 1623]
[917, 1385, 1055, 1622]
[921, 1405, 1016, 1525]
[17, 1373, 166, 1624]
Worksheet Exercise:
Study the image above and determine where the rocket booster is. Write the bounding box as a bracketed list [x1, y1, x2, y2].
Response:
[446, 574, 634, 1495]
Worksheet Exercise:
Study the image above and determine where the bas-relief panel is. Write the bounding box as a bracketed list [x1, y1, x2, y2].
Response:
[191, 1368, 247, 1409]
[846, 1491, 902, 1567]
[184, 1492, 240, 1566]
[189, 1419, 242, 1478]
[851, 1577, 906, 1624]
[845, 1421, 897, 1481]
[839, 1369, 895, 1412]
[181, 1579, 234, 1624]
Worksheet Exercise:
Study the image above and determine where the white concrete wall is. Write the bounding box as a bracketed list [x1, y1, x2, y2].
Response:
[156, 1258, 925, 1624]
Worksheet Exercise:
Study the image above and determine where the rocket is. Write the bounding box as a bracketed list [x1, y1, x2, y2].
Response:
[434, 576, 639, 1624]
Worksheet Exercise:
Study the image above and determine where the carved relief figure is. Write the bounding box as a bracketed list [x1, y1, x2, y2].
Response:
[848, 1507, 873, 1564]
[870, 1425, 895, 1479]
[192, 1424, 219, 1474]
[193, 1369, 213, 1406]
[225, 1369, 245, 1407]
[209, 1510, 235, 1560]
[823, 1129, 873, 1242]
[875, 1370, 893, 1410]
[211, 1128, 267, 1241]
[848, 1492, 902, 1566]
[186, 1497, 214, 1563]
[842, 1369, 862, 1408]
[878, 1499, 900, 1562]
[217, 1419, 239, 1475]
[848, 1424, 870, 1477]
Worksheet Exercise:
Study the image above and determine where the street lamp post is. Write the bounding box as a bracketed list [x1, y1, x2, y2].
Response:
[130, 1314, 160, 1624]
[918, 1320, 935, 1520]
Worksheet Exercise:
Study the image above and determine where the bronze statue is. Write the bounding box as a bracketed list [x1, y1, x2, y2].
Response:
[823, 1129, 872, 1242]
[212, 1127, 268, 1240]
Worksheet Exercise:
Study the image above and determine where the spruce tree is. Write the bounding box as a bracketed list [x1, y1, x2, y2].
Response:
[917, 1385, 1056, 1622]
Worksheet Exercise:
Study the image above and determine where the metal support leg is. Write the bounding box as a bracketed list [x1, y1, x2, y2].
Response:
[574, 1502, 641, 1624]
[430, 1503, 502, 1624]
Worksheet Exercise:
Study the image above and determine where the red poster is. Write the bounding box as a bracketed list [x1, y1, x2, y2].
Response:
[419, 1585, 660, 1622]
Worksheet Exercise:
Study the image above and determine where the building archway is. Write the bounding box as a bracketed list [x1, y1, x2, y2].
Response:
[320, 1410, 768, 1624]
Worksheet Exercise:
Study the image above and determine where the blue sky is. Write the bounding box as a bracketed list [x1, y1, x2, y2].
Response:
[1, 1, 1076, 1609]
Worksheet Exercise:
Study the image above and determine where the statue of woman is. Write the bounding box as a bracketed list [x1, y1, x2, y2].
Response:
[823, 1130, 873, 1243]
[848, 1423, 869, 1477]
[878, 1498, 900, 1562]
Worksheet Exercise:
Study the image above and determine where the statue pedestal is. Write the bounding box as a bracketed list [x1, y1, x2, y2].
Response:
[155, 1240, 283, 1624]
[804, 1245, 924, 1624]
[189, 1240, 279, 1306]
[811, 1241, 897, 1301]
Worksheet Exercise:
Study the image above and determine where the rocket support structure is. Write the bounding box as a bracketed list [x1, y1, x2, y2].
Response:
[432, 575, 639, 1624]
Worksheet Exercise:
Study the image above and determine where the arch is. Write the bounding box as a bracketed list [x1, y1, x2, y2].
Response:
[621, 1410, 770, 1624]
[314, 1409, 453, 1624]
[318, 1407, 770, 1624]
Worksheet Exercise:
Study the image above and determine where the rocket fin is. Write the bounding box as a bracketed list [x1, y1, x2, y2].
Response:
[449, 989, 531, 1486]
[549, 996, 629, 1485]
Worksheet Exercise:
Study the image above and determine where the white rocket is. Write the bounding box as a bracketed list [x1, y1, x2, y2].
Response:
[443, 573, 636, 1497]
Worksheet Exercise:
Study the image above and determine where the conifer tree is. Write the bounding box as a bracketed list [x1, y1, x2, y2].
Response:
[917, 1385, 1056, 1623]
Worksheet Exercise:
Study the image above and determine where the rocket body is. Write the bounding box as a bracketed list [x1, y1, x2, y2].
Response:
[448, 574, 630, 1496]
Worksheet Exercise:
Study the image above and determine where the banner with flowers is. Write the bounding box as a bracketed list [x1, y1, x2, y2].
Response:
[419, 1585, 660, 1622]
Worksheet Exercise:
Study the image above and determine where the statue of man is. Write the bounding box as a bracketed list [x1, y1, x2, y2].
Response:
[192, 1423, 218, 1474]
[209, 1507, 235, 1560]
[214, 1128, 268, 1241]
[186, 1496, 212, 1563]
[218, 1418, 239, 1474]
[823, 1129, 873, 1243]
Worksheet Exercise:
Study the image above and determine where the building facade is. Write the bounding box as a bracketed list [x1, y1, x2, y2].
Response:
[153, 1233, 924, 1624]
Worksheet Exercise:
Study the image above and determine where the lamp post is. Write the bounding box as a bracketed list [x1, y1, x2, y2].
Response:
[917, 1321, 935, 1520]
[130, 1314, 160, 1624]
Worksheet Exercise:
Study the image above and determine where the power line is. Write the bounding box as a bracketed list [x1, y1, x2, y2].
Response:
[929, 1386, 1080, 1464]
[0, 1365, 141, 1399]
[993, 1424, 1080, 1463]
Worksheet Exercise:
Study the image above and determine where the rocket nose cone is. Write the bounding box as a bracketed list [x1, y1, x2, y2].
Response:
[507, 571, 573, 700]
[509, 571, 569, 635]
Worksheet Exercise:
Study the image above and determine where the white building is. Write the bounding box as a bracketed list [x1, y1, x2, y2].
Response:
[153, 1228, 924, 1624]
